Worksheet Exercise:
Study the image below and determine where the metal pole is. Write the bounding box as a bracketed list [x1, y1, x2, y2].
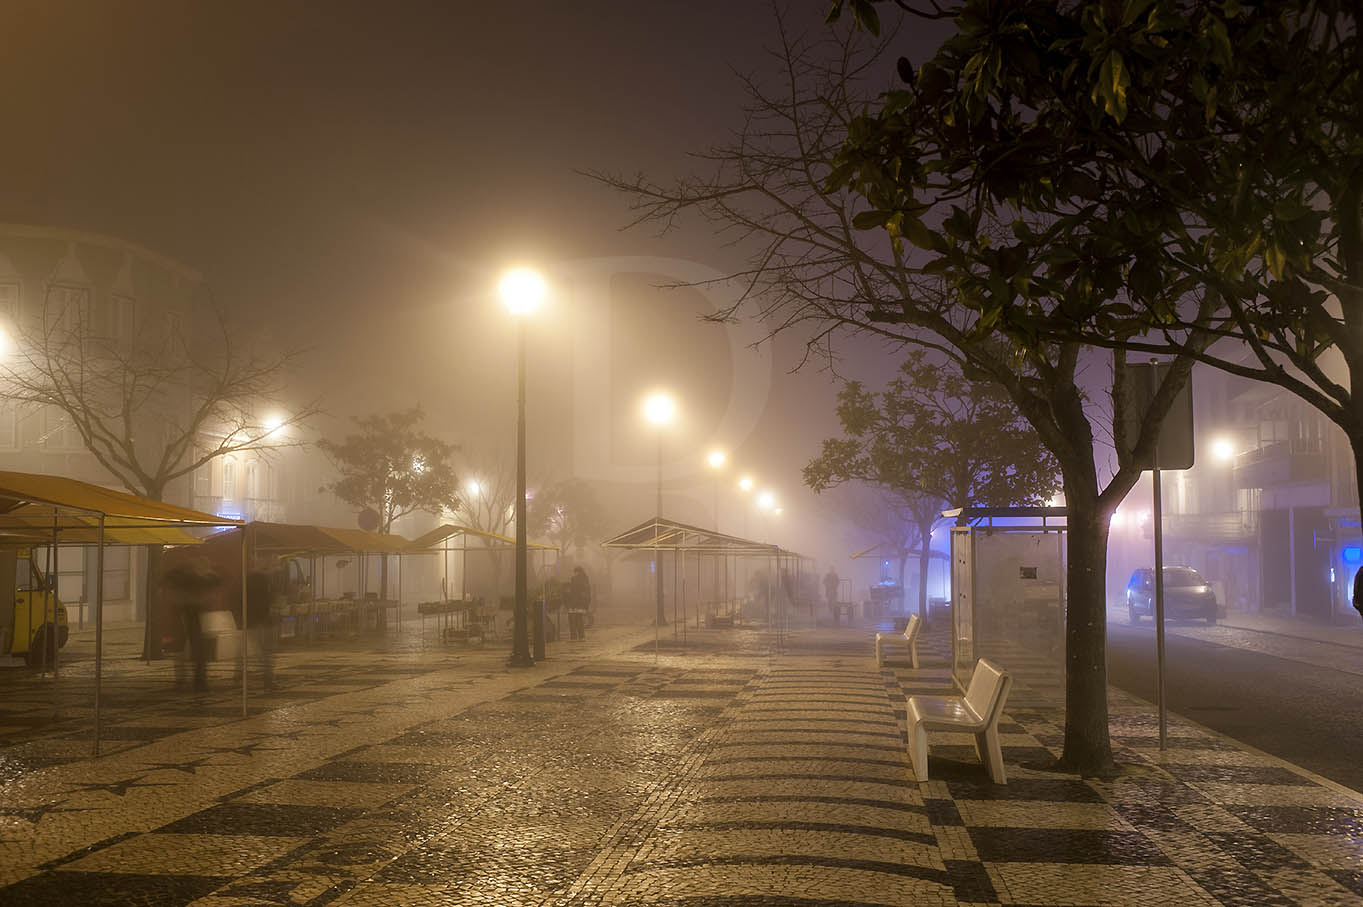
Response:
[533, 550, 545, 660]
[48, 514, 58, 680]
[94, 515, 104, 756]
[1150, 360, 1168, 751]
[510, 318, 533, 666]
[655, 433, 665, 627]
[241, 526, 248, 717]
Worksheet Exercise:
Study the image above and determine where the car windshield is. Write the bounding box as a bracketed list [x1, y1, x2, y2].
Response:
[1163, 567, 1205, 587]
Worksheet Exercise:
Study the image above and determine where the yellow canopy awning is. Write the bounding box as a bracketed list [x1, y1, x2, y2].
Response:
[406, 523, 558, 552]
[0, 470, 235, 525]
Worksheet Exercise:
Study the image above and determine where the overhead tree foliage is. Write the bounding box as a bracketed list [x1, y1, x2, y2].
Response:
[599, 19, 1206, 774]
[529, 478, 607, 562]
[0, 292, 317, 657]
[828, 0, 1363, 513]
[804, 352, 1059, 618]
[318, 408, 461, 600]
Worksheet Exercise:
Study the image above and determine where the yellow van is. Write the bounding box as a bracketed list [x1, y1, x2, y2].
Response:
[0, 550, 70, 666]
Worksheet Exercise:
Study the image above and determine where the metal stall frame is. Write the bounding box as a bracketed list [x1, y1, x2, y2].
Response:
[0, 470, 243, 755]
[601, 516, 807, 653]
[405, 524, 560, 647]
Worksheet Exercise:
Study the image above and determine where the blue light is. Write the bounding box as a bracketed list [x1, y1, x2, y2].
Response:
[1343, 546, 1362, 564]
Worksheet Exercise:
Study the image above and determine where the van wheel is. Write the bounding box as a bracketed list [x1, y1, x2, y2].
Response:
[1128, 604, 1140, 625]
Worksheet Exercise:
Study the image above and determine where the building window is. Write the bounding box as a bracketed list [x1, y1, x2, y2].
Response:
[0, 281, 20, 322]
[102, 545, 131, 601]
[0, 405, 17, 451]
[247, 460, 259, 500]
[110, 294, 137, 347]
[194, 457, 211, 498]
[222, 456, 236, 501]
[47, 285, 90, 335]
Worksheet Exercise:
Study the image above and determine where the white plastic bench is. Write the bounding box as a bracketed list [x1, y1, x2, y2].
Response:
[875, 612, 921, 669]
[907, 657, 1012, 784]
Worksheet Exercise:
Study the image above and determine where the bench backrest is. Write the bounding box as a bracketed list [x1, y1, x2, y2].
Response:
[963, 658, 1011, 722]
[903, 612, 922, 642]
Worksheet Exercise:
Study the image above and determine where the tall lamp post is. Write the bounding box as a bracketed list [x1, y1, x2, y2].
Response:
[500, 267, 546, 668]
[643, 392, 677, 627]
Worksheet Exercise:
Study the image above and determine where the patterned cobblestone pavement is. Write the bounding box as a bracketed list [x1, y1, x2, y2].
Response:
[2, 617, 1362, 905]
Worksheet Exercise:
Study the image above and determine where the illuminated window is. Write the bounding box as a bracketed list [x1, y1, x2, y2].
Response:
[222, 457, 236, 501]
[247, 460, 259, 500]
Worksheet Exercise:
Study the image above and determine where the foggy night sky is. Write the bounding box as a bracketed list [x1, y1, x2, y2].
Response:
[0, 1, 937, 563]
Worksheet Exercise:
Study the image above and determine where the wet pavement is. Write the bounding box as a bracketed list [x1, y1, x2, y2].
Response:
[2, 615, 1363, 905]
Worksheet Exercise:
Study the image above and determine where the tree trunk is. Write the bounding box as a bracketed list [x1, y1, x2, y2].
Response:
[1058, 489, 1115, 775]
[897, 553, 909, 614]
[917, 517, 935, 623]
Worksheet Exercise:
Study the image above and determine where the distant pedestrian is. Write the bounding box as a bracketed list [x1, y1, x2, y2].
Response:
[824, 567, 840, 624]
[165, 556, 222, 692]
[1353, 565, 1363, 620]
[567, 566, 592, 640]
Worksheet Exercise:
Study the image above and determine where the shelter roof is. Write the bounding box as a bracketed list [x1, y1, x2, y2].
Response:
[941, 505, 1067, 528]
[405, 523, 558, 552]
[0, 470, 235, 524]
[248, 522, 344, 553]
[0, 470, 236, 547]
[317, 526, 412, 554]
[601, 517, 804, 558]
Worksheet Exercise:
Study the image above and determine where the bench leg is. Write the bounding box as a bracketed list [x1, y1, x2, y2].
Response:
[908, 721, 929, 782]
[909, 639, 919, 670]
[976, 726, 1007, 784]
[875, 637, 885, 668]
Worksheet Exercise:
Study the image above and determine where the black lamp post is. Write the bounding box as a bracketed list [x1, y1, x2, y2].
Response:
[500, 267, 546, 668]
[643, 391, 677, 627]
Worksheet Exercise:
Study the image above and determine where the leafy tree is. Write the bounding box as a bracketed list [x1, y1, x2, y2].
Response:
[599, 22, 1202, 774]
[317, 408, 461, 600]
[805, 352, 1059, 617]
[0, 294, 316, 657]
[829, 1, 1363, 516]
[529, 478, 606, 561]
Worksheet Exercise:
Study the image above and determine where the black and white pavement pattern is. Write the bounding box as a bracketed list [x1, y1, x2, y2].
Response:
[1, 618, 1362, 906]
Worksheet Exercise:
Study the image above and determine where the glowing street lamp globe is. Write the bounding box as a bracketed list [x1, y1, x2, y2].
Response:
[499, 267, 547, 316]
[642, 392, 677, 426]
[707, 450, 726, 469]
[738, 476, 754, 493]
[757, 490, 776, 511]
[1210, 437, 1235, 463]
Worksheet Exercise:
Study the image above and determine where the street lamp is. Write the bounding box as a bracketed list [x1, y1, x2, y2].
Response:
[706, 450, 726, 530]
[500, 266, 546, 667]
[643, 391, 677, 626]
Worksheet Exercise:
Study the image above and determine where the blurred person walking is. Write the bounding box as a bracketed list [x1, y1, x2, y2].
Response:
[245, 560, 280, 690]
[567, 566, 592, 640]
[165, 556, 222, 692]
[823, 567, 840, 625]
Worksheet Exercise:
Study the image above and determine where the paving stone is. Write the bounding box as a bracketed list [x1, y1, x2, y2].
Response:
[1, 619, 1361, 905]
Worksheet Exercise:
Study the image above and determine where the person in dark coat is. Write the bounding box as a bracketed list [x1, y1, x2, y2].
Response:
[567, 566, 592, 640]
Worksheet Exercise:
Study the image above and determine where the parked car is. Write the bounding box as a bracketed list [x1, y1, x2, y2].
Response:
[1126, 566, 1218, 625]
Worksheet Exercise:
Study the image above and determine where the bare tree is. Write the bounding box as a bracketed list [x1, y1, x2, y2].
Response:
[0, 290, 318, 656]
